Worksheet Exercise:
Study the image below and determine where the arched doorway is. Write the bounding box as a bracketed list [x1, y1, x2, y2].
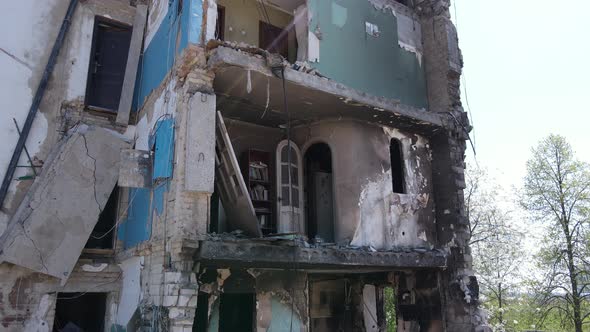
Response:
[304, 143, 334, 242]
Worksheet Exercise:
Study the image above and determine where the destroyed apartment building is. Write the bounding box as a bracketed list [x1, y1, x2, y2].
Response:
[0, 0, 486, 331]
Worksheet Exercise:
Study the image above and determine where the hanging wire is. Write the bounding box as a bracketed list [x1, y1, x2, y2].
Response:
[452, 0, 477, 151]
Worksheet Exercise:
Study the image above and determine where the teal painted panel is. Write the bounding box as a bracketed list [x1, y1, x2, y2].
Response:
[268, 296, 303, 331]
[207, 300, 220, 332]
[308, 0, 428, 108]
[152, 118, 175, 180]
[118, 187, 152, 249]
[134, 0, 203, 111]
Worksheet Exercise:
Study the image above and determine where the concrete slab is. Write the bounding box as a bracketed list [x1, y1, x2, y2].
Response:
[119, 149, 152, 188]
[208, 46, 446, 135]
[185, 92, 215, 193]
[197, 240, 447, 270]
[0, 125, 130, 281]
[116, 4, 148, 125]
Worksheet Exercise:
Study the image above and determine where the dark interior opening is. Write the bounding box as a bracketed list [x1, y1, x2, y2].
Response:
[218, 272, 255, 332]
[53, 292, 107, 332]
[390, 139, 405, 194]
[216, 6, 225, 40]
[85, 18, 132, 112]
[259, 21, 290, 59]
[304, 143, 334, 242]
[85, 186, 118, 249]
[194, 292, 210, 332]
[310, 279, 349, 331]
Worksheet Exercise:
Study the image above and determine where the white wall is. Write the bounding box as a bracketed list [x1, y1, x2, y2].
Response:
[0, 0, 135, 230]
[0, 0, 63, 227]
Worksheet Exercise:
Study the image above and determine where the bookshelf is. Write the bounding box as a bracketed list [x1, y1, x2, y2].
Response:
[242, 149, 275, 235]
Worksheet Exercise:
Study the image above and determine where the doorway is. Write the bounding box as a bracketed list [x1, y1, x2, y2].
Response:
[85, 18, 132, 112]
[304, 143, 334, 242]
[53, 292, 107, 332]
[276, 140, 303, 233]
[218, 271, 256, 332]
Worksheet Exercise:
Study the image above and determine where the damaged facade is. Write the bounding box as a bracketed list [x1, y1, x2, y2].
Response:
[0, 0, 486, 331]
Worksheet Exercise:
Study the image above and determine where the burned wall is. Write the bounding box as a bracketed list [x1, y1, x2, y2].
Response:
[291, 119, 435, 249]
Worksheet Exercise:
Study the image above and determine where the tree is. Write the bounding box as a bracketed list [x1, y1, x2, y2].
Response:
[466, 166, 525, 330]
[521, 134, 590, 332]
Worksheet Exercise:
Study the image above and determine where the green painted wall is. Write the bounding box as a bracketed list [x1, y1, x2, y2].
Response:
[308, 0, 428, 108]
[268, 296, 303, 331]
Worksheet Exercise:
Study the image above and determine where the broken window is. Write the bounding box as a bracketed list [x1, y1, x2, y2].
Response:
[305, 143, 334, 242]
[53, 292, 107, 332]
[85, 18, 132, 112]
[390, 139, 405, 194]
[84, 186, 119, 250]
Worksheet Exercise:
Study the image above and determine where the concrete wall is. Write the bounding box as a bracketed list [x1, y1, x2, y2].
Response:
[292, 119, 435, 249]
[307, 0, 428, 108]
[0, 0, 136, 230]
[0, 262, 122, 331]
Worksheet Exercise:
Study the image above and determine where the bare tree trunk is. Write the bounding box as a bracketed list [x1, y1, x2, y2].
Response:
[497, 281, 503, 324]
[565, 230, 583, 332]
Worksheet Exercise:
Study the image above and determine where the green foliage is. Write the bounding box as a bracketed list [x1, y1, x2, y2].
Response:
[384, 287, 396, 332]
[520, 134, 590, 332]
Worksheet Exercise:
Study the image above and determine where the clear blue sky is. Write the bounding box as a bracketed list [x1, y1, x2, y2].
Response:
[451, 0, 590, 190]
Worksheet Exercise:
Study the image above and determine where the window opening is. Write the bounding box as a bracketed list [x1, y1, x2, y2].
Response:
[53, 292, 107, 332]
[216, 6, 225, 40]
[85, 186, 118, 249]
[304, 143, 334, 242]
[85, 18, 132, 112]
[390, 139, 405, 194]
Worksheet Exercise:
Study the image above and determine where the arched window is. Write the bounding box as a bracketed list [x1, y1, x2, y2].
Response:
[390, 139, 405, 194]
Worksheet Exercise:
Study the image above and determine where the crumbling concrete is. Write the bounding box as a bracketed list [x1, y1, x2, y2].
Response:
[0, 125, 130, 281]
[0, 0, 485, 330]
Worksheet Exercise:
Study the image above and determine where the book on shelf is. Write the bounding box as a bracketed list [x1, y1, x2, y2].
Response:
[254, 207, 271, 214]
[257, 214, 268, 228]
[249, 161, 268, 181]
[250, 184, 269, 201]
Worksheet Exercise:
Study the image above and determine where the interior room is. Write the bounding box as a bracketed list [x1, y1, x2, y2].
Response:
[214, 0, 306, 62]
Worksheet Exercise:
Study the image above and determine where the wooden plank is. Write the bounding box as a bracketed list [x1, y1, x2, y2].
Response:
[215, 112, 262, 237]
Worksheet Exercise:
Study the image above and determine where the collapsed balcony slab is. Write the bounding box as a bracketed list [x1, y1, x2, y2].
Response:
[196, 239, 447, 271]
[0, 125, 130, 282]
[208, 46, 446, 135]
